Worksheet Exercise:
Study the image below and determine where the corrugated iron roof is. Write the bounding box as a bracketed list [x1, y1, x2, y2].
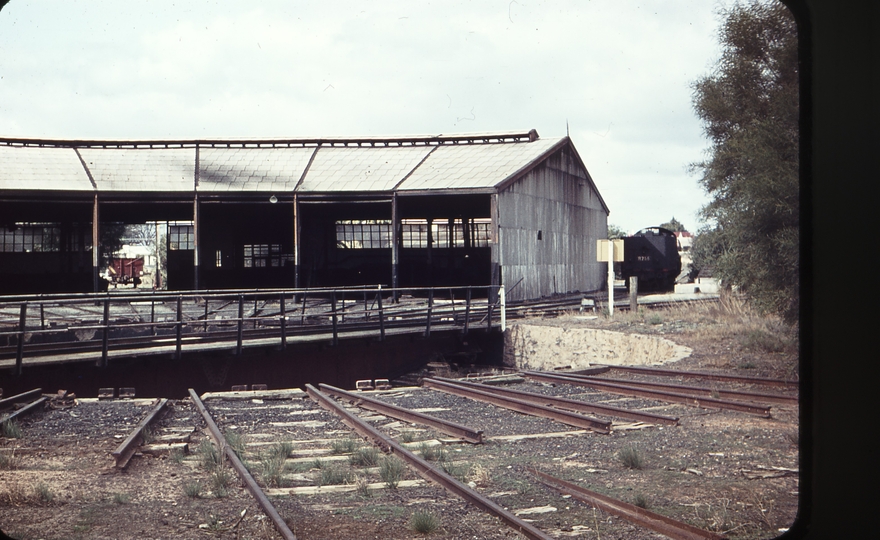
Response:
[0, 145, 93, 191]
[78, 148, 195, 192]
[0, 131, 595, 201]
[398, 137, 564, 192]
[198, 147, 313, 193]
[300, 145, 432, 192]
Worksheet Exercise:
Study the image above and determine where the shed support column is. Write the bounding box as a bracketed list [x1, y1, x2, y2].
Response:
[391, 194, 399, 299]
[293, 194, 301, 289]
[193, 195, 200, 290]
[92, 194, 100, 292]
[426, 217, 433, 287]
[489, 193, 500, 304]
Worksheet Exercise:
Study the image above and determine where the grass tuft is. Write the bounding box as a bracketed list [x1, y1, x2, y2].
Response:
[197, 439, 222, 471]
[410, 510, 440, 534]
[223, 429, 247, 459]
[260, 453, 288, 488]
[331, 438, 358, 454]
[1, 419, 22, 439]
[355, 475, 372, 498]
[739, 329, 787, 353]
[440, 461, 469, 482]
[112, 492, 131, 504]
[169, 447, 186, 464]
[619, 445, 644, 470]
[418, 442, 445, 462]
[633, 493, 650, 508]
[34, 482, 53, 503]
[140, 425, 155, 444]
[319, 464, 352, 486]
[0, 449, 21, 470]
[380, 455, 405, 489]
[183, 480, 203, 498]
[399, 431, 416, 443]
[349, 446, 379, 467]
[212, 467, 234, 496]
[267, 441, 294, 460]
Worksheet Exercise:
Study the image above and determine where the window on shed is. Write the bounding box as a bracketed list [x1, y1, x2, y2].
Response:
[400, 218, 491, 248]
[168, 224, 194, 250]
[0, 223, 61, 252]
[243, 244, 288, 267]
[335, 220, 392, 249]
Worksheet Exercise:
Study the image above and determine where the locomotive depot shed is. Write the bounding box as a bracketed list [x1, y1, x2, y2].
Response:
[0, 129, 609, 300]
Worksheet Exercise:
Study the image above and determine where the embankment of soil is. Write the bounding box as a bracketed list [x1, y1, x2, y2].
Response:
[503, 323, 692, 371]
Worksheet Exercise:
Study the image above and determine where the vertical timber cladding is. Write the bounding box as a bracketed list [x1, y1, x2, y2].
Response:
[496, 144, 608, 301]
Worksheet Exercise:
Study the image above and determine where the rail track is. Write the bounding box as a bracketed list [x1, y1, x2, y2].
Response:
[0, 362, 797, 538]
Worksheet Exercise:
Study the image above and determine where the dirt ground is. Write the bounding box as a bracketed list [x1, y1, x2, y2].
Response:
[0, 296, 800, 539]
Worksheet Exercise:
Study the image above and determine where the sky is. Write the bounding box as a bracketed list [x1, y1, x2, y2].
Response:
[0, 0, 742, 233]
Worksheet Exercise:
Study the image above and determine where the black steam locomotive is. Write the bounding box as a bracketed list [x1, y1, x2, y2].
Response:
[620, 227, 681, 292]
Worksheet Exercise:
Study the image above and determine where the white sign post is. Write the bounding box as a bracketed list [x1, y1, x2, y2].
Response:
[597, 239, 623, 317]
[500, 285, 506, 331]
[607, 240, 614, 317]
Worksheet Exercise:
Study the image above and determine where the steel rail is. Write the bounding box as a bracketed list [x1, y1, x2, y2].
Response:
[0, 312, 493, 365]
[523, 371, 772, 417]
[534, 470, 725, 540]
[431, 377, 679, 426]
[552, 372, 797, 405]
[592, 364, 798, 389]
[111, 398, 169, 469]
[422, 377, 611, 433]
[305, 384, 554, 540]
[187, 389, 297, 540]
[0, 396, 48, 425]
[317, 383, 483, 443]
[0, 388, 42, 410]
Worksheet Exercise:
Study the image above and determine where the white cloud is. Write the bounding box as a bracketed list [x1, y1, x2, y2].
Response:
[0, 0, 741, 231]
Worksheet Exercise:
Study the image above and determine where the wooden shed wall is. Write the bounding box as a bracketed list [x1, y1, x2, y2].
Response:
[496, 144, 607, 301]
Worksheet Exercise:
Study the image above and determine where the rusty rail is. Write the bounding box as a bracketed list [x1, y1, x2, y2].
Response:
[0, 388, 42, 410]
[422, 377, 611, 434]
[188, 389, 297, 540]
[305, 384, 554, 540]
[318, 383, 483, 443]
[555, 372, 797, 406]
[592, 364, 798, 389]
[534, 470, 725, 540]
[523, 371, 772, 417]
[432, 377, 679, 426]
[0, 396, 48, 425]
[111, 398, 169, 469]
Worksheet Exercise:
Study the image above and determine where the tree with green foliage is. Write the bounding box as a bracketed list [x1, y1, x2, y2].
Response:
[659, 218, 688, 233]
[607, 224, 627, 239]
[690, 1, 799, 322]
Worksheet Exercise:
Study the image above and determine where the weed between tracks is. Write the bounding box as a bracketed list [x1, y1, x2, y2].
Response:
[331, 438, 359, 454]
[410, 510, 440, 534]
[33, 483, 53, 503]
[379, 455, 405, 489]
[0, 449, 21, 470]
[619, 445, 645, 470]
[1, 419, 22, 438]
[184, 480, 204, 498]
[349, 446, 379, 467]
[197, 439, 222, 471]
[223, 429, 247, 459]
[319, 464, 353, 486]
